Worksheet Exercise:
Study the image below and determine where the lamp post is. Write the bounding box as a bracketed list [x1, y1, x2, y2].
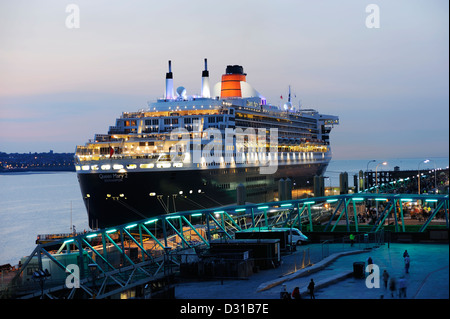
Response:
[418, 159, 437, 194]
[32, 268, 51, 299]
[418, 160, 422, 194]
[374, 162, 387, 219]
[366, 160, 376, 192]
[424, 159, 437, 192]
[418, 160, 425, 194]
[375, 162, 387, 193]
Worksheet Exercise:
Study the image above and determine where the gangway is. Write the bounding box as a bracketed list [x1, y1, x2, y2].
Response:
[2, 193, 447, 299]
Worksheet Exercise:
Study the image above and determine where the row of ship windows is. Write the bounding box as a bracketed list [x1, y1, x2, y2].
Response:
[76, 160, 266, 171]
[75, 162, 184, 171]
[76, 161, 258, 171]
[76, 152, 324, 171]
[125, 116, 233, 127]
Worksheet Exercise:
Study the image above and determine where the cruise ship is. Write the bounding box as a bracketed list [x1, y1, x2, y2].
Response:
[75, 60, 339, 228]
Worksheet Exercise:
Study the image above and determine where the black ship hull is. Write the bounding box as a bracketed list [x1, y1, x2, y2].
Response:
[77, 163, 328, 229]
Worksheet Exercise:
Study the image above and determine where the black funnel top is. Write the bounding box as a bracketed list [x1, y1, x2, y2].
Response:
[166, 60, 173, 79]
[226, 65, 246, 75]
[202, 58, 209, 77]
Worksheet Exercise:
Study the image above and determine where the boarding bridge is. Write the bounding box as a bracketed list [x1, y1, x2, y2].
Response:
[2, 193, 448, 299]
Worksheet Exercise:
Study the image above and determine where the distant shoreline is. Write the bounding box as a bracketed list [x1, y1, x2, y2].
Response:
[0, 168, 75, 174]
[0, 151, 74, 173]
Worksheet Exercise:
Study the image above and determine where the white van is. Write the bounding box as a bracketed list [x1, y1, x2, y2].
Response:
[239, 227, 309, 246]
[281, 227, 309, 246]
[264, 227, 308, 245]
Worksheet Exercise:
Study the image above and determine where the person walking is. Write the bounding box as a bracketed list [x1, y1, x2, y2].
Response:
[403, 250, 409, 258]
[404, 256, 410, 274]
[389, 277, 397, 298]
[382, 270, 390, 290]
[307, 279, 315, 299]
[280, 284, 290, 299]
[350, 234, 355, 247]
[397, 276, 407, 298]
[291, 287, 301, 299]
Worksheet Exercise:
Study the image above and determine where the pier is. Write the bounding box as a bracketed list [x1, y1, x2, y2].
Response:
[1, 191, 447, 299]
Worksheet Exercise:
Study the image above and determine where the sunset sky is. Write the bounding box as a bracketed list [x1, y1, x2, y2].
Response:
[0, 0, 448, 160]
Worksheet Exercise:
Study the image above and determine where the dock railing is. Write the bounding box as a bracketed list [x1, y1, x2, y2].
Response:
[279, 230, 385, 277]
[320, 229, 385, 260]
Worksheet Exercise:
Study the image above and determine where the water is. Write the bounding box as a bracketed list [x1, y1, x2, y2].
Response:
[0, 172, 88, 266]
[0, 157, 448, 266]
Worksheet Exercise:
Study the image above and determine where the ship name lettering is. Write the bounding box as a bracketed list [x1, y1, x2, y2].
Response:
[99, 173, 127, 180]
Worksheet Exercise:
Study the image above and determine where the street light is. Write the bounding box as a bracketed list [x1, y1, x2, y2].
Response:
[425, 159, 437, 192]
[32, 268, 51, 299]
[374, 161, 387, 219]
[418, 159, 437, 194]
[375, 162, 387, 193]
[366, 160, 376, 191]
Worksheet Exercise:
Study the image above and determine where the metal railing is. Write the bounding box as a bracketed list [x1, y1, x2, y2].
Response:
[1, 193, 446, 299]
[321, 230, 385, 260]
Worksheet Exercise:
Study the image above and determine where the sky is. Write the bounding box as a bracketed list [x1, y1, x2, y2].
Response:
[0, 0, 448, 160]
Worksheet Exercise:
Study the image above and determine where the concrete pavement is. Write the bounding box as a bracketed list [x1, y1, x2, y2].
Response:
[174, 242, 449, 299]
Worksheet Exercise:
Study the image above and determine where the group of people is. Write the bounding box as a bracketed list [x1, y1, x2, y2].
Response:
[357, 207, 380, 224]
[280, 250, 413, 299]
[381, 249, 411, 298]
[280, 279, 316, 300]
